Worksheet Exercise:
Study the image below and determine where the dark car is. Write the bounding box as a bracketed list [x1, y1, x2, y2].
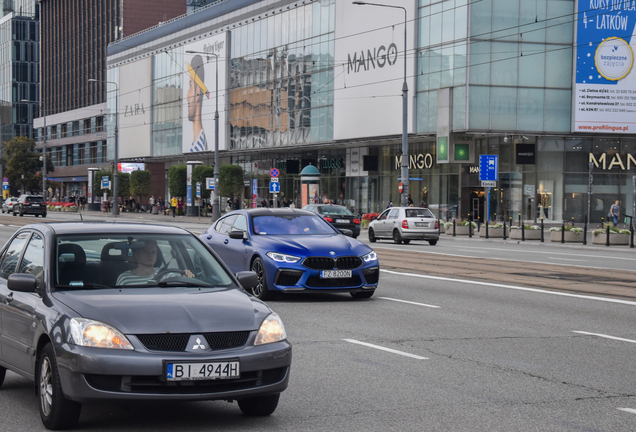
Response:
[302, 204, 361, 238]
[200, 208, 379, 300]
[13, 194, 47, 217]
[0, 222, 291, 429]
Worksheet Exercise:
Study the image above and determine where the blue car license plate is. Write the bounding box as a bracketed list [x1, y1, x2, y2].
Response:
[165, 360, 240, 381]
[320, 270, 352, 279]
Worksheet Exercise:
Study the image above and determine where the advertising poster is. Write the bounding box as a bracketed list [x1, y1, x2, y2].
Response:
[574, 1, 636, 133]
[183, 32, 228, 153]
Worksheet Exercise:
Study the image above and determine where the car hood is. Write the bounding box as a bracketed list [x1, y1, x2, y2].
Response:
[51, 288, 271, 334]
[252, 234, 371, 257]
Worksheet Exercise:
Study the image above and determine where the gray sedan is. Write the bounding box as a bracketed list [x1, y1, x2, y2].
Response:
[368, 207, 440, 245]
[0, 222, 291, 429]
[1, 197, 18, 213]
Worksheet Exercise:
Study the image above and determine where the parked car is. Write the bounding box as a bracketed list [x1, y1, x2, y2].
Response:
[13, 194, 47, 217]
[200, 208, 379, 300]
[1, 197, 19, 214]
[368, 207, 439, 245]
[302, 204, 361, 238]
[0, 222, 291, 429]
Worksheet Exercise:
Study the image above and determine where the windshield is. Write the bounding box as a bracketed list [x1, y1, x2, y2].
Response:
[318, 206, 353, 216]
[25, 196, 44, 203]
[55, 234, 234, 290]
[252, 215, 337, 235]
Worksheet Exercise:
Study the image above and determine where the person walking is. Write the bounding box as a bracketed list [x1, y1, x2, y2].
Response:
[610, 200, 620, 226]
[177, 198, 184, 216]
[170, 196, 178, 217]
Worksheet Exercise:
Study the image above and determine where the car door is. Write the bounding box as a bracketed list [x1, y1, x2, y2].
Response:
[204, 215, 237, 265]
[222, 214, 249, 274]
[372, 209, 390, 238]
[386, 208, 401, 237]
[0, 231, 31, 366]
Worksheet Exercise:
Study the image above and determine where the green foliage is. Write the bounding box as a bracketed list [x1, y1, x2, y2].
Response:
[93, 169, 113, 197]
[1, 136, 54, 195]
[169, 165, 187, 198]
[118, 172, 131, 199]
[130, 170, 151, 203]
[192, 165, 215, 200]
[219, 165, 245, 199]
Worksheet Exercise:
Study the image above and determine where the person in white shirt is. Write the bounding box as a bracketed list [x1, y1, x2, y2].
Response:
[116, 240, 193, 286]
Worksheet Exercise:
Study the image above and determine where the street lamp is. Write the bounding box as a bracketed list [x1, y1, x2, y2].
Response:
[353, 1, 409, 207]
[186, 50, 221, 221]
[22, 98, 47, 198]
[88, 78, 119, 215]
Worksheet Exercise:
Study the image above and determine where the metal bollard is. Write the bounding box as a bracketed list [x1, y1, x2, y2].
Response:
[486, 219, 489, 239]
[521, 222, 525, 241]
[583, 215, 587, 245]
[468, 214, 473, 238]
[518, 213, 521, 227]
[540, 217, 544, 242]
[561, 222, 565, 244]
[453, 219, 456, 237]
[631, 223, 634, 249]
[503, 219, 507, 240]
[606, 224, 610, 247]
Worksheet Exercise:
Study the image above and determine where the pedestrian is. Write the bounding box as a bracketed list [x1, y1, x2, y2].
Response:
[610, 200, 620, 226]
[407, 194, 413, 206]
[170, 196, 178, 217]
[178, 198, 183, 216]
[386, 201, 393, 209]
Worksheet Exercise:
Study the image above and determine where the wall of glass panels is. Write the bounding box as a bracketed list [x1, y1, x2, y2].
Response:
[229, 0, 335, 150]
[468, 0, 573, 132]
[151, 47, 184, 157]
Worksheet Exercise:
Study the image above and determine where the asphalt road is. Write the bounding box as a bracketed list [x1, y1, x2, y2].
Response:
[0, 212, 635, 431]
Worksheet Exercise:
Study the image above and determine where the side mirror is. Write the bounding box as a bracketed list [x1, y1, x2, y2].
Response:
[8, 274, 38, 293]
[228, 230, 247, 240]
[236, 271, 258, 290]
[339, 229, 354, 237]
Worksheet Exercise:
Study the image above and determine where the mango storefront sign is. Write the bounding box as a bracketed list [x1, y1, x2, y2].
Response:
[589, 152, 636, 170]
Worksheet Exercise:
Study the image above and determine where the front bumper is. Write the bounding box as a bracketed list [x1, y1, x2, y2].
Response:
[269, 263, 380, 293]
[55, 337, 291, 403]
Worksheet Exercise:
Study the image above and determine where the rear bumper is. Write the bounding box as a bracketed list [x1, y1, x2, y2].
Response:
[400, 231, 439, 240]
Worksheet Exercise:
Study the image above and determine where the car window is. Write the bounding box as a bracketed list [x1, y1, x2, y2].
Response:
[377, 210, 389, 221]
[26, 196, 44, 203]
[0, 231, 30, 279]
[252, 215, 336, 235]
[388, 209, 399, 219]
[233, 215, 247, 232]
[215, 215, 237, 235]
[319, 206, 353, 216]
[19, 232, 44, 289]
[405, 208, 434, 218]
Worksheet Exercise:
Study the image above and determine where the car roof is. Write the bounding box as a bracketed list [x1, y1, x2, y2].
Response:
[311, 204, 347, 208]
[237, 208, 314, 217]
[20, 222, 190, 236]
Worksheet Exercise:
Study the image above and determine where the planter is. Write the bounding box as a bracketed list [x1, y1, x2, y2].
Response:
[510, 229, 542, 240]
[592, 232, 630, 245]
[445, 225, 474, 236]
[479, 227, 504, 238]
[550, 231, 584, 243]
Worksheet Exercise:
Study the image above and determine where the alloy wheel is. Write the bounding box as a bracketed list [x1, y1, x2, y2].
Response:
[39, 356, 53, 417]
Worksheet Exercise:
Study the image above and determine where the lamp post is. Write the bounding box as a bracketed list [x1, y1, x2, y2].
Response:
[88, 78, 119, 215]
[186, 50, 221, 221]
[22, 98, 47, 198]
[353, 1, 409, 207]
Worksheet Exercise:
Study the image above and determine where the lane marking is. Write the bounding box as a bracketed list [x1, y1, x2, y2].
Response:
[441, 244, 636, 262]
[547, 257, 584, 261]
[343, 339, 428, 360]
[572, 331, 636, 344]
[380, 269, 636, 307]
[618, 408, 636, 415]
[379, 296, 440, 309]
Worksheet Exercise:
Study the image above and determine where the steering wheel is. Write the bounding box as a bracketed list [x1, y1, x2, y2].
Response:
[152, 268, 186, 282]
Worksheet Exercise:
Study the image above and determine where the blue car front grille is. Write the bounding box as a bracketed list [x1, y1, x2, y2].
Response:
[303, 256, 362, 270]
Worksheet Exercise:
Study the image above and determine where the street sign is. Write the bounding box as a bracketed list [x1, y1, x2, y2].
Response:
[2, 177, 7, 182]
[479, 155, 498, 182]
[2, 185, 8, 190]
[270, 168, 280, 178]
[206, 177, 214, 190]
[398, 182, 403, 193]
[481, 181, 497, 187]
[270, 177, 279, 183]
[269, 182, 280, 193]
[101, 176, 111, 189]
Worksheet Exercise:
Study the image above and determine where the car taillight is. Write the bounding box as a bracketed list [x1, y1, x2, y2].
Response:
[324, 217, 333, 223]
[435, 220, 439, 230]
[353, 218, 360, 224]
[24, 201, 30, 205]
[402, 220, 409, 229]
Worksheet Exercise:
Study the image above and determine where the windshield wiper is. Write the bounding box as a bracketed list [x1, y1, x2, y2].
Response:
[55, 283, 113, 290]
[156, 280, 215, 287]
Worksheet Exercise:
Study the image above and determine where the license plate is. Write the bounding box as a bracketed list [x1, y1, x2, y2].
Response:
[32, 204, 39, 207]
[165, 360, 240, 381]
[415, 222, 428, 227]
[336, 219, 349, 224]
[320, 270, 352, 278]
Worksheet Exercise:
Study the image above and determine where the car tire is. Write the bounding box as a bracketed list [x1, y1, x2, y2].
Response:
[402, 239, 411, 245]
[38, 343, 82, 430]
[238, 393, 280, 416]
[250, 257, 275, 301]
[42, 213, 47, 218]
[393, 229, 403, 244]
[368, 228, 376, 243]
[428, 240, 437, 246]
[0, 365, 6, 387]
[350, 291, 374, 299]
[1, 209, 4, 213]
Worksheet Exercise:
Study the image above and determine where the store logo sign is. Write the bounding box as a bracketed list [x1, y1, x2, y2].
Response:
[589, 152, 636, 170]
[395, 153, 434, 170]
[347, 43, 399, 74]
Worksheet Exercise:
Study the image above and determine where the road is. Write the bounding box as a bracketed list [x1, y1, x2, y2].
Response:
[0, 212, 635, 431]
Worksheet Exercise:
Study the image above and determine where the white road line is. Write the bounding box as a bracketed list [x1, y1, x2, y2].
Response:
[379, 297, 440, 309]
[343, 339, 428, 360]
[380, 269, 636, 307]
[443, 245, 636, 262]
[547, 257, 584, 261]
[617, 408, 636, 415]
[572, 331, 636, 344]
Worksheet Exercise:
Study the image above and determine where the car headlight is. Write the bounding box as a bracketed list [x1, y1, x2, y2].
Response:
[255, 313, 287, 346]
[266, 251, 301, 263]
[69, 318, 134, 350]
[362, 251, 378, 262]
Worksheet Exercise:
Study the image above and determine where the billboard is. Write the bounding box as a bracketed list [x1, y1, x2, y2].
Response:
[118, 59, 152, 158]
[573, 1, 636, 133]
[118, 163, 145, 173]
[333, 0, 416, 140]
[183, 32, 228, 153]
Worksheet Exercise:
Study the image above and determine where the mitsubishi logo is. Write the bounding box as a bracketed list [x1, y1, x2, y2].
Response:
[192, 337, 206, 350]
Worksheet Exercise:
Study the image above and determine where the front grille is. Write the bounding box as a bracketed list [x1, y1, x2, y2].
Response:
[303, 256, 362, 270]
[136, 332, 250, 352]
[306, 275, 362, 288]
[84, 367, 288, 395]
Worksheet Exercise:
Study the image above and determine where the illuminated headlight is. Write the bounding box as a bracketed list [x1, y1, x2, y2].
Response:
[69, 318, 134, 350]
[255, 313, 287, 346]
[266, 252, 301, 263]
[362, 251, 378, 262]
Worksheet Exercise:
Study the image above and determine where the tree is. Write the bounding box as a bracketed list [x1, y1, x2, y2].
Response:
[93, 169, 129, 205]
[1, 136, 54, 195]
[192, 165, 215, 200]
[219, 164, 245, 204]
[168, 165, 187, 198]
[130, 170, 151, 206]
[118, 172, 131, 201]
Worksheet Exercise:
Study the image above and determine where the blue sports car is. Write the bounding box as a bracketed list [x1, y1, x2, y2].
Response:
[200, 208, 379, 300]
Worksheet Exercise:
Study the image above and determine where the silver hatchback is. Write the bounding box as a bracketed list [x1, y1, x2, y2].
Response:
[1, 197, 18, 213]
[368, 207, 439, 245]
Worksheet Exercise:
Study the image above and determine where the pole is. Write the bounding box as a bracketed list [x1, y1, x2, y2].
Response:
[588, 162, 593, 225]
[113, 86, 119, 216]
[213, 54, 221, 222]
[42, 103, 47, 198]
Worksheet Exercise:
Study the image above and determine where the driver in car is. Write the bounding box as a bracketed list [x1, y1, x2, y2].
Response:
[116, 240, 194, 285]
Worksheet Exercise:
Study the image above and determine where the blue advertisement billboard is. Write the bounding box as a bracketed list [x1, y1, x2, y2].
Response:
[574, 1, 636, 133]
